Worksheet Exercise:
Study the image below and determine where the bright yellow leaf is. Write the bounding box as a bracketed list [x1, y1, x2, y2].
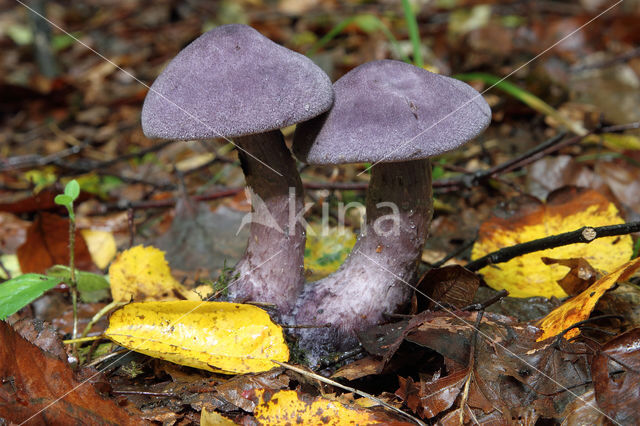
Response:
[304, 224, 356, 281]
[536, 257, 640, 341]
[200, 408, 236, 426]
[471, 189, 633, 298]
[108, 245, 199, 302]
[252, 389, 386, 425]
[81, 229, 117, 269]
[105, 301, 289, 374]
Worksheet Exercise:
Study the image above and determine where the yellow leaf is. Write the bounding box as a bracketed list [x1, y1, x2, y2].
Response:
[304, 224, 356, 281]
[200, 408, 236, 426]
[108, 245, 199, 302]
[104, 301, 289, 374]
[252, 389, 385, 425]
[470, 188, 633, 298]
[81, 229, 117, 269]
[536, 257, 640, 341]
[0, 254, 21, 279]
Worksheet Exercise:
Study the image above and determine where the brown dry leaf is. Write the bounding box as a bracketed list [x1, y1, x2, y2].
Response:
[0, 212, 30, 253]
[591, 328, 640, 424]
[250, 389, 413, 425]
[416, 265, 480, 311]
[536, 257, 640, 341]
[331, 356, 385, 381]
[470, 187, 633, 298]
[16, 212, 95, 274]
[396, 372, 467, 419]
[541, 257, 597, 296]
[389, 311, 592, 422]
[0, 320, 138, 424]
[596, 161, 640, 215]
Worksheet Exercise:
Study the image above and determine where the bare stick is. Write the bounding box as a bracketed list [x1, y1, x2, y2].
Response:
[466, 222, 640, 271]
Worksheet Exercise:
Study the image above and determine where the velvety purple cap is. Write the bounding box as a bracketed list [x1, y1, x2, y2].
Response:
[293, 60, 491, 164]
[142, 24, 333, 139]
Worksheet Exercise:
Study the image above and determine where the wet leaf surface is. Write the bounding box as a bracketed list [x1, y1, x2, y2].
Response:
[0, 320, 139, 424]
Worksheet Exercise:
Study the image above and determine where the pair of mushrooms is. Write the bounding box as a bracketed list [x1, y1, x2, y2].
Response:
[142, 24, 490, 353]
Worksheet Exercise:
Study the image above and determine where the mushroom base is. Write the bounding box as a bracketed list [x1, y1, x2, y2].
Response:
[228, 131, 306, 313]
[292, 160, 432, 361]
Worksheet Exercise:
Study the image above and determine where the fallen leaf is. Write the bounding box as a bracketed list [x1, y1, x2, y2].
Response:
[200, 408, 236, 426]
[81, 229, 117, 269]
[104, 301, 289, 374]
[536, 257, 640, 341]
[331, 356, 385, 381]
[250, 389, 412, 425]
[591, 328, 640, 424]
[304, 223, 356, 281]
[416, 265, 481, 311]
[17, 212, 96, 274]
[470, 187, 633, 298]
[155, 200, 248, 275]
[0, 212, 30, 252]
[108, 245, 199, 302]
[0, 320, 138, 424]
[541, 257, 597, 296]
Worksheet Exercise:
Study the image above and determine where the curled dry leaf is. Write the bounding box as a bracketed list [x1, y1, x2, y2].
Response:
[104, 301, 289, 374]
[536, 257, 640, 341]
[471, 187, 632, 298]
[541, 257, 597, 296]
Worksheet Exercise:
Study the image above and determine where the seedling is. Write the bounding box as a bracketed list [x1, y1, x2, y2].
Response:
[54, 179, 81, 341]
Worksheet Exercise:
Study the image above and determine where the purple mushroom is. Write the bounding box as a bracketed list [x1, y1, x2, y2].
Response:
[141, 24, 333, 312]
[292, 60, 491, 354]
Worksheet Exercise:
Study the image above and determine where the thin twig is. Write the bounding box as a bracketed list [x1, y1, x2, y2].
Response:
[466, 222, 640, 271]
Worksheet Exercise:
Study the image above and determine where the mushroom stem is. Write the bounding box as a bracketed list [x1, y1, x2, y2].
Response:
[229, 130, 306, 312]
[293, 159, 432, 354]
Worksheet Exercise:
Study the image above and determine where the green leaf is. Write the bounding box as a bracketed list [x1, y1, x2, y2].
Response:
[64, 179, 80, 200]
[47, 265, 111, 303]
[0, 274, 61, 320]
[54, 194, 73, 206]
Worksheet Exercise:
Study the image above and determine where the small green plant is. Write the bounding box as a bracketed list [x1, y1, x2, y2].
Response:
[54, 179, 81, 341]
[207, 260, 240, 298]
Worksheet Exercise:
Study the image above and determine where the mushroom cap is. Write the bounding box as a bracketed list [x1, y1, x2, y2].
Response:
[293, 60, 491, 164]
[142, 24, 333, 140]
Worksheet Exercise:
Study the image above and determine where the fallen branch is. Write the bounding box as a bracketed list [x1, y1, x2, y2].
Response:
[466, 222, 640, 271]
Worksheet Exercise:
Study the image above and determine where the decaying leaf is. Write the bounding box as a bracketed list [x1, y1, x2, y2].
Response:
[200, 408, 236, 426]
[0, 320, 138, 424]
[16, 212, 96, 274]
[541, 257, 597, 296]
[81, 229, 117, 269]
[250, 389, 412, 425]
[304, 223, 356, 281]
[536, 257, 640, 341]
[591, 328, 640, 424]
[471, 188, 632, 298]
[104, 301, 289, 374]
[416, 265, 481, 311]
[108, 245, 199, 302]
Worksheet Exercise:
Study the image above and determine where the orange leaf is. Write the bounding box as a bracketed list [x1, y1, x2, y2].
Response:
[536, 257, 640, 341]
[16, 212, 95, 274]
[471, 188, 632, 298]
